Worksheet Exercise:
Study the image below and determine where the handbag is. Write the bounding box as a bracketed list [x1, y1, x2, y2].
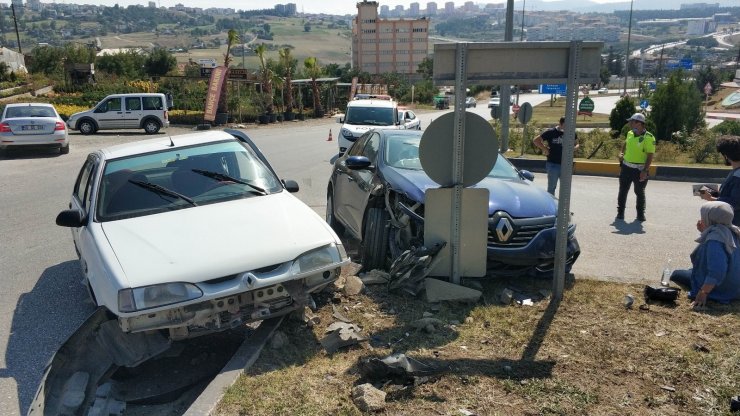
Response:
[644, 285, 681, 302]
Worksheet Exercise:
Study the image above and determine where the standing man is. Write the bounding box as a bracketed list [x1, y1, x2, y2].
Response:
[617, 113, 656, 222]
[533, 117, 579, 195]
[699, 135, 740, 226]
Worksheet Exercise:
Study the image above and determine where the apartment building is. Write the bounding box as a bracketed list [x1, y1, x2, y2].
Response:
[352, 0, 429, 76]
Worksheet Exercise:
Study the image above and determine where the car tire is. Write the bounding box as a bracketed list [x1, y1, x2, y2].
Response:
[60, 143, 70, 154]
[361, 207, 389, 271]
[78, 120, 95, 135]
[325, 191, 345, 236]
[143, 119, 161, 134]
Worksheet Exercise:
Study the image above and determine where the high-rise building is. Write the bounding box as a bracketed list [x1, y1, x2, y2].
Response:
[352, 0, 430, 76]
[409, 2, 420, 17]
[426, 2, 437, 15]
[444, 1, 454, 14]
[286, 3, 297, 15]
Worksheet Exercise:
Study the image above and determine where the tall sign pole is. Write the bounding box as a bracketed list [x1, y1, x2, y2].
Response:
[499, 0, 514, 154]
[623, 0, 634, 96]
[11, 4, 22, 54]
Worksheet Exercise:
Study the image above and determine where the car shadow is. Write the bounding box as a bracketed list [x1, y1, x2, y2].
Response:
[610, 218, 645, 235]
[0, 260, 93, 415]
[70, 131, 166, 137]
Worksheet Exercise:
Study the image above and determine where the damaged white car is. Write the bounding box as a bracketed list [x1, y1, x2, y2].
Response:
[56, 129, 348, 341]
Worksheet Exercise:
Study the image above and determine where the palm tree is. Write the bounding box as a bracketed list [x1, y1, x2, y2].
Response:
[279, 47, 296, 116]
[304, 56, 324, 117]
[217, 29, 240, 115]
[254, 43, 273, 114]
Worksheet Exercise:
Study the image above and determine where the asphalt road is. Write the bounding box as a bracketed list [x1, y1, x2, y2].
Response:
[0, 106, 707, 415]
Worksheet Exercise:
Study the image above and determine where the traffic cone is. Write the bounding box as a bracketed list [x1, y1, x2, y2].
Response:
[327, 129, 333, 141]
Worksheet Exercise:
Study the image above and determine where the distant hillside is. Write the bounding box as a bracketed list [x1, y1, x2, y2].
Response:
[520, 0, 739, 12]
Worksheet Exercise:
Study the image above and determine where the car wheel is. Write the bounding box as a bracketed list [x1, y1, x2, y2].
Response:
[60, 143, 70, 154]
[78, 120, 95, 135]
[361, 207, 389, 271]
[143, 119, 161, 134]
[325, 191, 345, 235]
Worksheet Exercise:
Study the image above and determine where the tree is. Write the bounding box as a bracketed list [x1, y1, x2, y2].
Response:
[417, 56, 434, 81]
[649, 71, 704, 141]
[217, 29, 240, 115]
[278, 47, 296, 114]
[254, 43, 274, 114]
[145, 48, 176, 76]
[304, 22, 311, 32]
[303, 56, 323, 116]
[96, 51, 146, 78]
[600, 65, 611, 86]
[695, 65, 721, 96]
[609, 95, 636, 133]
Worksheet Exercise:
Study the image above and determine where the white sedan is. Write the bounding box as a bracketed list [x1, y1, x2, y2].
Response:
[56, 130, 349, 340]
[0, 103, 69, 154]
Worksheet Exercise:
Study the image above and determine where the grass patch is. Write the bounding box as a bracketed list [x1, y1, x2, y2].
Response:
[215, 275, 740, 416]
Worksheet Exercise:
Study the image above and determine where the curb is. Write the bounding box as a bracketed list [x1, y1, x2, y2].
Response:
[183, 316, 285, 415]
[509, 158, 730, 183]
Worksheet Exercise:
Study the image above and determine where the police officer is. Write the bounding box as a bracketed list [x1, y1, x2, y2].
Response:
[617, 113, 656, 222]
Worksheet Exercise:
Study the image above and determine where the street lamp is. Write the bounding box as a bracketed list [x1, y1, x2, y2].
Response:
[623, 0, 634, 96]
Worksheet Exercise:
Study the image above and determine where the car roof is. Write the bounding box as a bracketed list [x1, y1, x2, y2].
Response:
[346, 99, 396, 108]
[98, 130, 238, 160]
[104, 93, 166, 98]
[5, 103, 56, 108]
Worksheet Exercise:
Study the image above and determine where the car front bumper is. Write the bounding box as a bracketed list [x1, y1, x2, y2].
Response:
[486, 225, 580, 275]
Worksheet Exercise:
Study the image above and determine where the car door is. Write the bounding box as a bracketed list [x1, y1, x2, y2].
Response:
[93, 97, 124, 130]
[402, 110, 420, 130]
[70, 155, 98, 276]
[124, 96, 143, 129]
[341, 132, 381, 238]
[333, 132, 379, 238]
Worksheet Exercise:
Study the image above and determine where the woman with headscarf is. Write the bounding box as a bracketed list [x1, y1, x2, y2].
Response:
[670, 201, 740, 307]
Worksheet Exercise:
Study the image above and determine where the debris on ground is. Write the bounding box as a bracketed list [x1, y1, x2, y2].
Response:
[343, 275, 365, 296]
[320, 322, 366, 354]
[500, 288, 514, 305]
[425, 278, 482, 303]
[624, 294, 635, 309]
[351, 383, 386, 412]
[332, 305, 352, 323]
[269, 330, 288, 350]
[360, 269, 390, 285]
[730, 396, 740, 412]
[410, 317, 446, 333]
[358, 353, 445, 386]
[388, 243, 446, 295]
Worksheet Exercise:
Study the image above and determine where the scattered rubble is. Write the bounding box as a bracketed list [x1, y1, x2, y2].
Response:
[500, 288, 514, 305]
[360, 269, 390, 285]
[425, 278, 482, 303]
[410, 317, 446, 334]
[320, 322, 366, 354]
[351, 383, 386, 412]
[269, 330, 289, 350]
[343, 275, 365, 296]
[359, 353, 444, 385]
[388, 243, 446, 295]
[332, 305, 352, 323]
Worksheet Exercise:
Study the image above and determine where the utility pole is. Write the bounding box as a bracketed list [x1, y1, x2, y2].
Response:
[11, 3, 21, 54]
[499, 0, 514, 154]
[515, 0, 525, 105]
[622, 0, 634, 96]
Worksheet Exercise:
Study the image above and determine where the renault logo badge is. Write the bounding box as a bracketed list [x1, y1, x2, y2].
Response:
[495, 217, 513, 242]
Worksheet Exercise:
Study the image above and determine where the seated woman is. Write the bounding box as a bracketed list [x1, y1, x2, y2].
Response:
[670, 201, 740, 307]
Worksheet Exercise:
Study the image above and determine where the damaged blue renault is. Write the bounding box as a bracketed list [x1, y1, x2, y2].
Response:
[326, 129, 580, 276]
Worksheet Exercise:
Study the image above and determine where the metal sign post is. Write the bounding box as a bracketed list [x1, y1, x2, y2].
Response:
[433, 41, 602, 299]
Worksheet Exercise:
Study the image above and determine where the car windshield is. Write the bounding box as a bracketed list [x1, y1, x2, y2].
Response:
[344, 106, 395, 126]
[97, 140, 283, 221]
[4, 106, 56, 118]
[385, 134, 521, 179]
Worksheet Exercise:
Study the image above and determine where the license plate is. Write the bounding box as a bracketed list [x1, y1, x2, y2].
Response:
[21, 125, 44, 131]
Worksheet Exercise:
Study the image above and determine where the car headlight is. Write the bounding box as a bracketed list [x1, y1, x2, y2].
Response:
[341, 128, 353, 138]
[290, 243, 346, 276]
[118, 282, 203, 313]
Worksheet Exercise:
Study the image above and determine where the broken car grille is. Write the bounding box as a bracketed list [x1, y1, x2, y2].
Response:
[487, 213, 555, 247]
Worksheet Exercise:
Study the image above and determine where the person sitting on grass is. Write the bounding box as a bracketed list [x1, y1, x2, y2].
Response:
[670, 201, 740, 308]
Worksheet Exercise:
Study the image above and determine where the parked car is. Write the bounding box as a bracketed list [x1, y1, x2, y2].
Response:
[0, 103, 69, 154]
[337, 94, 399, 154]
[465, 97, 477, 108]
[326, 129, 580, 274]
[488, 97, 500, 108]
[66, 93, 170, 135]
[433, 95, 450, 110]
[398, 107, 421, 130]
[56, 129, 348, 341]
[598, 87, 609, 94]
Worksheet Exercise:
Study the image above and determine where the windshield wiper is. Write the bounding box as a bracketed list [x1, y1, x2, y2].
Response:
[191, 169, 268, 195]
[129, 180, 198, 206]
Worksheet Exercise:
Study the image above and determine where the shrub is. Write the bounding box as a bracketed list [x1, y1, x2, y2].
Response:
[578, 129, 618, 160]
[711, 120, 740, 136]
[653, 141, 683, 163]
[686, 129, 720, 164]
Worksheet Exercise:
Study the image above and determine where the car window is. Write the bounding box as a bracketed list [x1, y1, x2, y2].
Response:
[4, 106, 57, 118]
[487, 154, 521, 180]
[96, 98, 121, 113]
[143, 97, 163, 110]
[74, 158, 96, 210]
[360, 133, 380, 164]
[385, 133, 421, 169]
[125, 97, 142, 111]
[345, 106, 394, 126]
[97, 140, 283, 221]
[347, 131, 372, 157]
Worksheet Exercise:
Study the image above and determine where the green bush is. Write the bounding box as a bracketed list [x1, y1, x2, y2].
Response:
[578, 129, 619, 160]
[687, 129, 720, 164]
[654, 141, 684, 163]
[711, 120, 740, 136]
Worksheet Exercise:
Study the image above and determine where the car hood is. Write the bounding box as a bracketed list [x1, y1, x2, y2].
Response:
[67, 110, 90, 121]
[101, 192, 339, 288]
[384, 167, 557, 218]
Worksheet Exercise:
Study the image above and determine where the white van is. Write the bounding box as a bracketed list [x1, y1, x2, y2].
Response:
[337, 94, 399, 154]
[66, 93, 170, 135]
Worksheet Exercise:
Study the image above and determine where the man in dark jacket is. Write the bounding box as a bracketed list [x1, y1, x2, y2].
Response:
[701, 135, 740, 227]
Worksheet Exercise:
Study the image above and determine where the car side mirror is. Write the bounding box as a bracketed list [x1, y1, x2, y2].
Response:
[56, 209, 87, 228]
[283, 179, 299, 193]
[346, 156, 372, 170]
[519, 170, 535, 181]
[338, 116, 344, 123]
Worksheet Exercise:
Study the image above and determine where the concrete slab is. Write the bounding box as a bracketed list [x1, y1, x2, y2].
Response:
[425, 278, 482, 303]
